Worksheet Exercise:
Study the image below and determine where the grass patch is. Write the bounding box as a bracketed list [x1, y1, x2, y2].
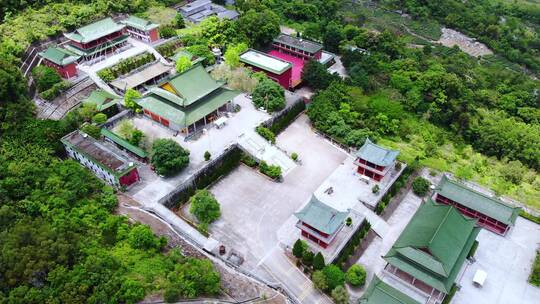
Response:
[142, 6, 178, 25]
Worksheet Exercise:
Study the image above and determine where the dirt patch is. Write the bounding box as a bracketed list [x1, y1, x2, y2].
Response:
[436, 28, 493, 57]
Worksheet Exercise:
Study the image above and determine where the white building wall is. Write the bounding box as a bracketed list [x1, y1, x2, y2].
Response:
[66, 146, 119, 187]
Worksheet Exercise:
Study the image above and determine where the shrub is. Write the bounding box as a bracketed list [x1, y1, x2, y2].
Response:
[252, 78, 285, 112]
[160, 25, 177, 38]
[129, 130, 144, 147]
[259, 161, 282, 179]
[346, 264, 366, 287]
[346, 217, 352, 226]
[174, 13, 185, 29]
[395, 162, 402, 171]
[124, 89, 142, 111]
[204, 151, 211, 161]
[313, 252, 325, 270]
[372, 184, 380, 194]
[412, 177, 431, 196]
[32, 65, 62, 92]
[467, 240, 479, 259]
[331, 286, 349, 304]
[176, 55, 192, 73]
[189, 190, 221, 224]
[97, 69, 115, 82]
[530, 251, 540, 286]
[293, 239, 307, 258]
[322, 265, 345, 291]
[302, 251, 314, 267]
[128, 224, 165, 251]
[256, 126, 276, 144]
[187, 44, 216, 66]
[241, 153, 257, 167]
[312, 270, 328, 291]
[291, 152, 298, 161]
[151, 139, 190, 176]
[40, 81, 69, 101]
[92, 113, 107, 124]
[81, 124, 101, 139]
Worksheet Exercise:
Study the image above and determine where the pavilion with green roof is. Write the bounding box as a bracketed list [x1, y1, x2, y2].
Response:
[63, 17, 128, 59]
[355, 138, 400, 182]
[38, 47, 80, 78]
[294, 195, 349, 248]
[136, 63, 239, 134]
[360, 276, 420, 304]
[434, 175, 521, 235]
[121, 15, 160, 43]
[83, 89, 122, 113]
[383, 199, 480, 302]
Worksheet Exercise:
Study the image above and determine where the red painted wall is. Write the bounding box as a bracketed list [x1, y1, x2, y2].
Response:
[119, 168, 140, 187]
[149, 28, 159, 42]
[42, 60, 78, 78]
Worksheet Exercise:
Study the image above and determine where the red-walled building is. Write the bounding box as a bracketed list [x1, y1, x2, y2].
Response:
[38, 47, 80, 78]
[239, 49, 293, 89]
[272, 33, 323, 61]
[121, 15, 160, 43]
[61, 130, 141, 189]
[354, 138, 400, 182]
[294, 196, 348, 248]
[63, 17, 128, 60]
[434, 175, 521, 235]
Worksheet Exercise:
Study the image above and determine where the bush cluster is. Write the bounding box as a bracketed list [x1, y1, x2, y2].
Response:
[256, 126, 276, 144]
[97, 52, 155, 82]
[412, 177, 431, 196]
[259, 161, 282, 180]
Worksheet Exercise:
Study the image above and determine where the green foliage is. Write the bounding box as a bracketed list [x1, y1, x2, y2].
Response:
[187, 44, 216, 66]
[302, 250, 314, 266]
[323, 21, 345, 53]
[331, 285, 349, 304]
[252, 78, 285, 112]
[312, 270, 328, 291]
[345, 264, 366, 287]
[151, 139, 190, 176]
[156, 39, 182, 57]
[124, 89, 142, 111]
[293, 239, 307, 258]
[174, 13, 185, 29]
[241, 153, 258, 167]
[237, 9, 280, 48]
[313, 252, 325, 271]
[98, 52, 155, 82]
[32, 65, 62, 92]
[224, 43, 248, 68]
[302, 60, 339, 91]
[189, 190, 221, 224]
[256, 126, 276, 144]
[345, 217, 352, 226]
[129, 224, 166, 251]
[164, 258, 221, 301]
[92, 113, 108, 124]
[291, 152, 298, 161]
[259, 161, 282, 180]
[267, 100, 306, 134]
[371, 184, 380, 194]
[159, 25, 177, 38]
[204, 151, 211, 161]
[175, 55, 193, 73]
[412, 177, 431, 196]
[129, 130, 144, 147]
[322, 264, 345, 291]
[81, 123, 102, 139]
[39, 81, 70, 101]
[530, 251, 540, 286]
[333, 220, 371, 269]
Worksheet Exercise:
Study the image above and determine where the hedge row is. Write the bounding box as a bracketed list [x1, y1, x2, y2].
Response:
[375, 166, 414, 215]
[267, 100, 306, 135]
[156, 39, 182, 58]
[97, 52, 155, 82]
[332, 219, 371, 269]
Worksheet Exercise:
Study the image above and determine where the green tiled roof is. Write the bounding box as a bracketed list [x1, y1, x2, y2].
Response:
[359, 276, 420, 304]
[38, 47, 80, 66]
[121, 15, 159, 31]
[273, 33, 323, 54]
[294, 195, 348, 235]
[435, 175, 521, 226]
[137, 87, 239, 128]
[100, 128, 148, 158]
[83, 89, 121, 111]
[64, 35, 129, 56]
[356, 138, 399, 167]
[383, 199, 480, 294]
[64, 18, 125, 43]
[165, 64, 223, 106]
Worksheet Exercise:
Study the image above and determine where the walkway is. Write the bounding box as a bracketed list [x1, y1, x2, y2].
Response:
[237, 130, 297, 176]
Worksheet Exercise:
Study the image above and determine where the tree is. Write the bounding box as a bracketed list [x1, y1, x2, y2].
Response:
[189, 190, 221, 224]
[159, 25, 177, 38]
[81, 124, 101, 139]
[412, 177, 431, 196]
[92, 113, 107, 124]
[313, 252, 325, 270]
[237, 9, 280, 48]
[124, 89, 141, 111]
[32, 65, 62, 92]
[129, 129, 144, 147]
[255, 126, 275, 144]
[302, 250, 314, 266]
[331, 286, 349, 304]
[323, 22, 345, 53]
[252, 78, 285, 112]
[293, 239, 307, 258]
[187, 44, 216, 66]
[174, 13, 185, 29]
[176, 55, 193, 73]
[151, 139, 190, 176]
[204, 150, 211, 161]
[224, 43, 248, 68]
[322, 265, 345, 291]
[312, 270, 328, 291]
[302, 60, 338, 91]
[129, 224, 165, 251]
[345, 264, 366, 287]
[165, 258, 221, 300]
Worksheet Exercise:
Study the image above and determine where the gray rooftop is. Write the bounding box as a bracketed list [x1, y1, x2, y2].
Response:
[273, 33, 323, 54]
[110, 60, 172, 91]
